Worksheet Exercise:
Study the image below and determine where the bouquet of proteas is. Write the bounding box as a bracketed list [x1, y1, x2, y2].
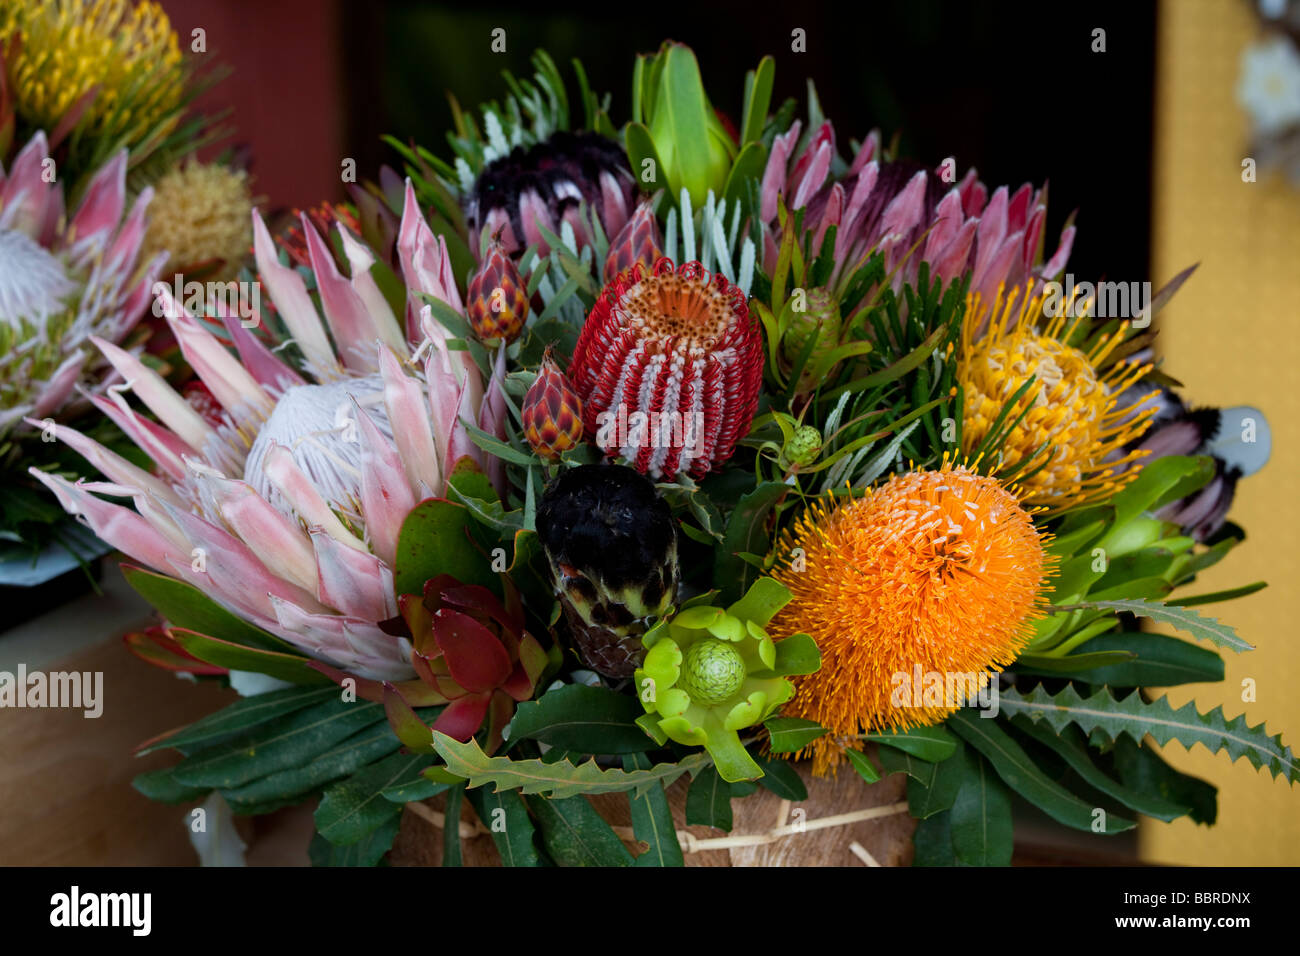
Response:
[34, 41, 1295, 867]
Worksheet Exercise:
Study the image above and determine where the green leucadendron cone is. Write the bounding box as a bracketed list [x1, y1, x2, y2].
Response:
[635, 578, 821, 782]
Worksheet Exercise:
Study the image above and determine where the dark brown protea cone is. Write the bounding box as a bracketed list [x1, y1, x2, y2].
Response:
[466, 239, 529, 345]
[603, 201, 663, 282]
[535, 464, 679, 677]
[522, 346, 584, 461]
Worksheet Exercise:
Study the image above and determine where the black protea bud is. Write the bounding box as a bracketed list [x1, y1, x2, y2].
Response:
[466, 131, 636, 258]
[535, 464, 679, 677]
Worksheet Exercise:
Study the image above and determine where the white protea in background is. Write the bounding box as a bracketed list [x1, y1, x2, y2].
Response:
[30, 184, 507, 680]
[0, 132, 161, 436]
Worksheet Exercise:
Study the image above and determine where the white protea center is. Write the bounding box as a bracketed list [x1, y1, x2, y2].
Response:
[244, 375, 394, 529]
[33, 185, 504, 684]
[0, 228, 75, 328]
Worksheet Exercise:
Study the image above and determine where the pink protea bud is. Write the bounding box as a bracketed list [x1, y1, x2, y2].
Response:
[522, 347, 585, 462]
[466, 240, 529, 345]
[603, 202, 663, 282]
[568, 258, 763, 481]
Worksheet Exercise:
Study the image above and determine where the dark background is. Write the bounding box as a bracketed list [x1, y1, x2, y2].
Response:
[341, 0, 1157, 284]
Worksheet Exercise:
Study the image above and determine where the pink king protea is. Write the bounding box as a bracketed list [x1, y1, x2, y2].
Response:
[568, 258, 763, 481]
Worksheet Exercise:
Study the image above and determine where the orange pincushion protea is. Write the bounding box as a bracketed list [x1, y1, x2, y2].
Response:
[769, 464, 1048, 774]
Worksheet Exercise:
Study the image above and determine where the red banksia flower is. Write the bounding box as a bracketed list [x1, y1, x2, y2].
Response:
[603, 202, 663, 282]
[522, 347, 585, 461]
[568, 258, 763, 480]
[466, 239, 529, 345]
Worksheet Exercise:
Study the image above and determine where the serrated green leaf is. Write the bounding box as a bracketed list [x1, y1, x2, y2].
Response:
[1064, 598, 1253, 654]
[430, 731, 710, 798]
[999, 684, 1300, 784]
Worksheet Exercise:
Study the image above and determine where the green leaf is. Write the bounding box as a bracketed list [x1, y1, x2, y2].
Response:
[507, 684, 653, 754]
[654, 43, 726, 203]
[1023, 632, 1224, 687]
[1064, 598, 1253, 654]
[904, 742, 966, 819]
[725, 576, 791, 628]
[947, 709, 1134, 834]
[948, 749, 1013, 866]
[998, 684, 1300, 784]
[764, 716, 828, 753]
[1100, 455, 1214, 538]
[315, 752, 432, 846]
[442, 783, 465, 867]
[392, 498, 497, 597]
[430, 731, 711, 798]
[754, 756, 807, 801]
[223, 722, 403, 812]
[625, 753, 684, 866]
[1009, 718, 1191, 822]
[137, 685, 339, 755]
[132, 767, 210, 805]
[911, 811, 957, 866]
[624, 121, 666, 191]
[721, 140, 767, 214]
[1166, 581, 1267, 607]
[526, 794, 634, 867]
[169, 629, 332, 686]
[466, 787, 544, 867]
[381, 755, 445, 803]
[308, 814, 401, 867]
[845, 748, 881, 784]
[685, 766, 733, 831]
[121, 564, 294, 653]
[714, 482, 787, 604]
[865, 724, 960, 762]
[739, 56, 775, 145]
[171, 698, 384, 789]
[1110, 736, 1217, 825]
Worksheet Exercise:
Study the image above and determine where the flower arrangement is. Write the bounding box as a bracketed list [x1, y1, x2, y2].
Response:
[27, 36, 1296, 868]
[0, 0, 231, 575]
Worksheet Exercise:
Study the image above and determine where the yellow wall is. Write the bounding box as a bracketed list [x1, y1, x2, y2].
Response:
[1146, 0, 1300, 866]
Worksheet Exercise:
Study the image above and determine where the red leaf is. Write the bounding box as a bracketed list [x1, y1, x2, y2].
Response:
[383, 683, 438, 753]
[432, 609, 512, 693]
[431, 693, 492, 742]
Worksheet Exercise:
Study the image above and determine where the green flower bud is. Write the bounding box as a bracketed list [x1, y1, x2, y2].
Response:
[679, 639, 747, 705]
[786, 425, 823, 467]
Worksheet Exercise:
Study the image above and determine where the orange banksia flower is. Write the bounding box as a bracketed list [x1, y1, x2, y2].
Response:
[466, 239, 529, 345]
[769, 464, 1049, 774]
[523, 347, 585, 461]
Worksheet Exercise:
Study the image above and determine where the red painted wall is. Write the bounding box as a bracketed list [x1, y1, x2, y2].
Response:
[161, 0, 346, 212]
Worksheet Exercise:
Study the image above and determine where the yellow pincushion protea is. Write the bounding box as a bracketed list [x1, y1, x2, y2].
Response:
[142, 160, 254, 280]
[1, 0, 183, 150]
[958, 283, 1157, 511]
[769, 464, 1048, 774]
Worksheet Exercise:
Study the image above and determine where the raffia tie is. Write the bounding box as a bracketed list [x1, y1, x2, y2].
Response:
[406, 798, 910, 864]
